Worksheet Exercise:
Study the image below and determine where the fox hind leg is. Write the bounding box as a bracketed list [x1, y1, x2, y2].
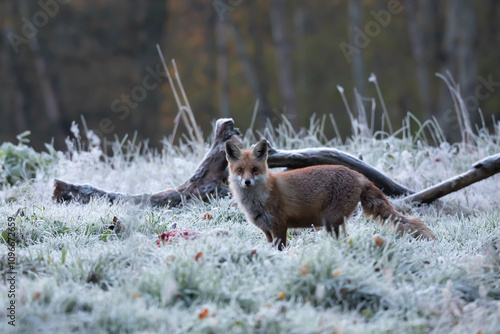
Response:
[324, 217, 344, 238]
[322, 207, 355, 239]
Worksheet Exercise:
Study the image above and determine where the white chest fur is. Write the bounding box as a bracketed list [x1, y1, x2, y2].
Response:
[229, 175, 273, 231]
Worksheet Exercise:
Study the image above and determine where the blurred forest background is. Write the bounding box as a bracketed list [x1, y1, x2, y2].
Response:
[1, 0, 500, 151]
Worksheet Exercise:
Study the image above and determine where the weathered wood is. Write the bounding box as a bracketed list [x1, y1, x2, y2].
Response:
[267, 146, 414, 197]
[402, 153, 500, 204]
[53, 179, 149, 205]
[149, 118, 241, 207]
[53, 118, 241, 207]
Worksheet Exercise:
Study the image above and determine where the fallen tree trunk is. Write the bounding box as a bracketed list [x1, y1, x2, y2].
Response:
[54, 118, 241, 207]
[52, 179, 149, 205]
[53, 118, 500, 207]
[402, 153, 500, 204]
[148, 118, 242, 207]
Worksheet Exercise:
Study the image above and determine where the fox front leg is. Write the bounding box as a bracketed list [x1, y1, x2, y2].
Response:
[272, 226, 288, 251]
[264, 230, 273, 243]
[263, 229, 285, 251]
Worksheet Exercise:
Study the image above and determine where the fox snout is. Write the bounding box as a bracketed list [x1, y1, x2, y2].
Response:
[233, 175, 255, 188]
[242, 178, 255, 187]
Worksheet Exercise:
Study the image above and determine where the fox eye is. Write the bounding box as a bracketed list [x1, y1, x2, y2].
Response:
[252, 167, 258, 172]
[237, 167, 243, 173]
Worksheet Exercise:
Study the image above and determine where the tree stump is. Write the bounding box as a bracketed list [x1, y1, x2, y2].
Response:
[53, 118, 242, 207]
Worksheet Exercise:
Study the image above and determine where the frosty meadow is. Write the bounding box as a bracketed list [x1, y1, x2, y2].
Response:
[1, 113, 499, 333]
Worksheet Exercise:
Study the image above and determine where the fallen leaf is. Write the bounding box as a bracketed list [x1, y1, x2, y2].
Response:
[195, 251, 203, 261]
[165, 255, 176, 263]
[373, 234, 386, 247]
[332, 270, 342, 277]
[33, 291, 41, 301]
[278, 292, 285, 300]
[202, 213, 212, 220]
[301, 264, 308, 276]
[157, 230, 201, 246]
[199, 308, 209, 319]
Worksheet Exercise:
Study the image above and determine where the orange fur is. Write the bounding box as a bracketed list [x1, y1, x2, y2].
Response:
[226, 140, 435, 250]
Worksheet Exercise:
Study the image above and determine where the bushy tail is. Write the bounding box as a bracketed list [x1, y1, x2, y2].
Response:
[359, 179, 435, 240]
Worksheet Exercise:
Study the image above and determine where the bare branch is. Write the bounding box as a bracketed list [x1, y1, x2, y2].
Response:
[53, 119, 241, 207]
[402, 153, 500, 204]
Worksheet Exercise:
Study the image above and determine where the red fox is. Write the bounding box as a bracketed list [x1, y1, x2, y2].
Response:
[225, 140, 436, 250]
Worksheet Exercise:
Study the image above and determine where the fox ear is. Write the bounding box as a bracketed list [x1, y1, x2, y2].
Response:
[225, 141, 241, 163]
[252, 139, 268, 161]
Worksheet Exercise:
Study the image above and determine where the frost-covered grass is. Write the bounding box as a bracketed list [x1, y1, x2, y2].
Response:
[1, 118, 500, 334]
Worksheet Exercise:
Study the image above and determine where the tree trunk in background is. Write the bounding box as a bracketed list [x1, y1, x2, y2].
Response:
[19, 0, 66, 148]
[228, 18, 269, 125]
[0, 3, 7, 133]
[404, 0, 433, 120]
[250, 3, 272, 127]
[0, 2, 27, 135]
[456, 0, 478, 127]
[293, 3, 306, 121]
[216, 19, 230, 118]
[418, 0, 440, 60]
[137, 0, 170, 138]
[437, 0, 478, 141]
[30, 37, 66, 147]
[348, 0, 366, 97]
[3, 1, 38, 139]
[437, 0, 458, 141]
[270, 0, 299, 129]
[485, 0, 500, 123]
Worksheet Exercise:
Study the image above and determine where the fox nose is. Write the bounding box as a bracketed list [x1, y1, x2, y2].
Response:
[245, 180, 251, 186]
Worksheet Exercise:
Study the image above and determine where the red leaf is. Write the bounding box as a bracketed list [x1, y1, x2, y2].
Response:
[198, 308, 209, 319]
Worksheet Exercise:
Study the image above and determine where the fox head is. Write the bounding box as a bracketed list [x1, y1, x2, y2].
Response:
[225, 139, 269, 188]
